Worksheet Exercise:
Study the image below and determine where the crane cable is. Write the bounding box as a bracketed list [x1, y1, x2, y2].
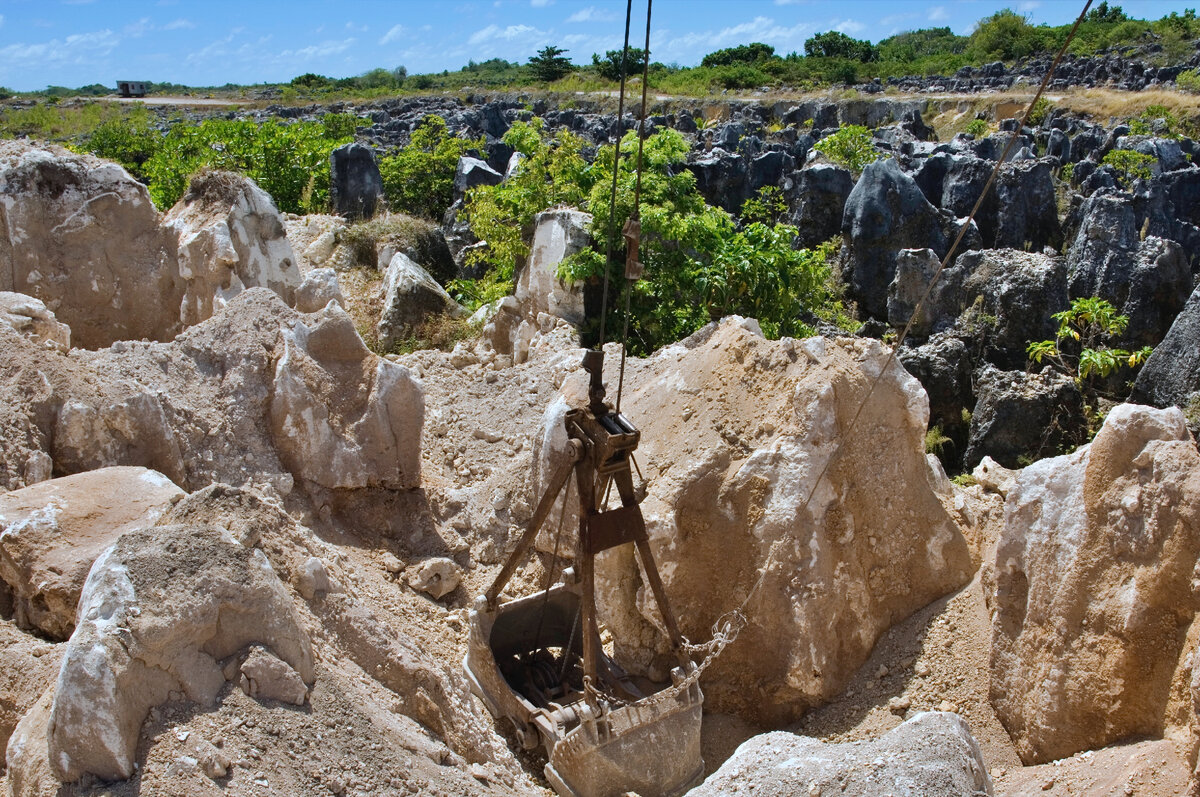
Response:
[596, 0, 636, 350]
[678, 0, 1095, 668]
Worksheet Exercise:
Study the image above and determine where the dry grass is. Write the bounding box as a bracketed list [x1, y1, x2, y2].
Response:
[1055, 87, 1200, 125]
[339, 213, 438, 269]
[183, 169, 247, 209]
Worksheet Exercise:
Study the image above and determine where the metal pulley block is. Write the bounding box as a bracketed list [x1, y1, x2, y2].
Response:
[622, 218, 644, 281]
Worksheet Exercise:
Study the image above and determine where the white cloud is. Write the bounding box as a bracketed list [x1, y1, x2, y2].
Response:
[833, 19, 865, 35]
[0, 28, 119, 69]
[281, 38, 356, 60]
[928, 5, 949, 22]
[468, 24, 539, 46]
[0, 15, 5, 29]
[567, 6, 615, 24]
[380, 24, 405, 45]
[163, 18, 195, 30]
[530, 0, 553, 6]
[1017, 1, 1040, 11]
[656, 16, 811, 65]
[346, 22, 368, 33]
[124, 17, 152, 37]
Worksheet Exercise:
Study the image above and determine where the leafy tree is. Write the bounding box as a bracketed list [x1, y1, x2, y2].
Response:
[1027, 297, 1152, 381]
[82, 105, 160, 179]
[878, 27, 967, 61]
[1086, 2, 1128, 23]
[378, 115, 484, 219]
[803, 31, 879, 62]
[967, 9, 1044, 61]
[528, 45, 574, 82]
[591, 48, 648, 81]
[700, 42, 776, 68]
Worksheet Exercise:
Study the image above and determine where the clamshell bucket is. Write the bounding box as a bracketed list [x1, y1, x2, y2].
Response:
[464, 577, 704, 797]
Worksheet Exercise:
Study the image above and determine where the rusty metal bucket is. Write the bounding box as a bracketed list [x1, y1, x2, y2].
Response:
[464, 575, 704, 797]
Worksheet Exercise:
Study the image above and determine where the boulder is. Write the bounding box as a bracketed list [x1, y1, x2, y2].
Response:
[898, 333, 973, 467]
[453, 156, 502, 200]
[47, 523, 314, 782]
[294, 266, 345, 313]
[0, 466, 184, 640]
[0, 626, 60, 760]
[0, 292, 70, 351]
[688, 148, 748, 214]
[964, 365, 1086, 470]
[407, 557, 463, 600]
[163, 171, 300, 328]
[1067, 190, 1191, 347]
[842, 158, 948, 319]
[887, 248, 942, 334]
[785, 163, 854, 249]
[1132, 284, 1200, 411]
[691, 712, 993, 797]
[329, 142, 384, 220]
[514, 208, 590, 327]
[238, 645, 308, 705]
[272, 300, 424, 490]
[589, 319, 973, 724]
[0, 141, 181, 348]
[376, 251, 464, 350]
[986, 404, 1200, 764]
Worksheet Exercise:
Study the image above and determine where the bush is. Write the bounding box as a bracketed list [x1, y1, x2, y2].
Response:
[804, 31, 879, 62]
[1178, 68, 1200, 94]
[378, 115, 483, 219]
[964, 117, 990, 137]
[701, 43, 776, 68]
[1128, 104, 1181, 138]
[968, 9, 1045, 61]
[455, 118, 592, 306]
[814, 125, 879, 172]
[592, 48, 648, 81]
[1027, 297, 1152, 381]
[1101, 149, 1156, 184]
[140, 117, 355, 212]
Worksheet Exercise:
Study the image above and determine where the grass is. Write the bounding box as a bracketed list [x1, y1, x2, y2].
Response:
[339, 214, 439, 269]
[386, 314, 481, 355]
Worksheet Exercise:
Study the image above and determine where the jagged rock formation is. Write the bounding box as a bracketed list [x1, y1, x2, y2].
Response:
[0, 292, 70, 353]
[329, 142, 383, 220]
[964, 365, 1086, 470]
[0, 141, 181, 348]
[164, 170, 300, 328]
[1133, 283, 1200, 415]
[377, 251, 464, 350]
[986, 403, 1200, 764]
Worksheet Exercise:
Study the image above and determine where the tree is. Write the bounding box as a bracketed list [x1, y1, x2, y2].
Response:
[700, 42, 775, 68]
[803, 31, 879, 62]
[528, 45, 573, 82]
[591, 47, 648, 81]
[1086, 2, 1128, 23]
[967, 9, 1043, 61]
[291, 73, 331, 89]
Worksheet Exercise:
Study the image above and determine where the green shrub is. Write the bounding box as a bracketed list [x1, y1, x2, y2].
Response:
[140, 118, 354, 212]
[454, 118, 592, 306]
[1101, 149, 1156, 184]
[1027, 97, 1052, 126]
[1027, 297, 1152, 381]
[740, 186, 787, 225]
[814, 125, 879, 172]
[964, 117, 990, 137]
[1178, 68, 1200, 94]
[1128, 104, 1180, 138]
[378, 115, 483, 220]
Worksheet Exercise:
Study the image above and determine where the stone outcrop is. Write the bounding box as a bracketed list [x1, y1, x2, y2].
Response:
[376, 251, 464, 350]
[163, 171, 300, 328]
[1132, 283, 1200, 413]
[692, 712, 993, 796]
[514, 208, 590, 327]
[0, 288, 423, 498]
[0, 467, 184, 640]
[842, 158, 948, 319]
[964, 365, 1086, 470]
[329, 142, 383, 220]
[986, 403, 1200, 764]
[453, 156, 502, 200]
[0, 141, 181, 348]
[272, 300, 424, 490]
[786, 163, 854, 249]
[47, 523, 315, 782]
[577, 319, 973, 724]
[294, 266, 345, 313]
[1067, 190, 1191, 347]
[0, 292, 70, 352]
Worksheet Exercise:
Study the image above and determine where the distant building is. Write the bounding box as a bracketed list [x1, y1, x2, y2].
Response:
[116, 80, 149, 98]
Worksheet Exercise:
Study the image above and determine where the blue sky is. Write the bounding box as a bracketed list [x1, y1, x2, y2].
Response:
[0, 1, 1190, 91]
